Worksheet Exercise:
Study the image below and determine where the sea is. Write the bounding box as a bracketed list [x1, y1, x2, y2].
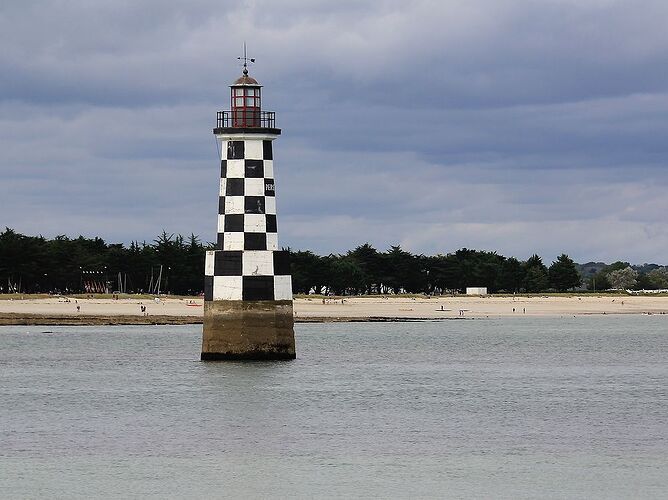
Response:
[1, 317, 667, 499]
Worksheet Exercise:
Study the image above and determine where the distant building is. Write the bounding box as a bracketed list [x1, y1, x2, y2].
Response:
[466, 287, 488, 295]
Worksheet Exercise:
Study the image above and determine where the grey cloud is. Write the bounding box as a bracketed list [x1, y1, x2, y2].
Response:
[1, 0, 667, 263]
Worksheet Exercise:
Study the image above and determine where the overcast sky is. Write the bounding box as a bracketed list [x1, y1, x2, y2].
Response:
[2, 0, 667, 264]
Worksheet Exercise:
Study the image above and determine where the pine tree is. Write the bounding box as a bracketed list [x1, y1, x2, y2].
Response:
[548, 254, 581, 291]
[523, 254, 549, 292]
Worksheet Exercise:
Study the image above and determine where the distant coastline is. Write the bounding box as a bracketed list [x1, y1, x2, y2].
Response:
[1, 294, 667, 326]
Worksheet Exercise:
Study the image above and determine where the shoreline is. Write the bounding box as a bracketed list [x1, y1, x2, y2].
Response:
[0, 294, 667, 326]
[0, 313, 466, 326]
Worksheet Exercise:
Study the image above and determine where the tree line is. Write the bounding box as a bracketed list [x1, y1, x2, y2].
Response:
[0, 229, 205, 295]
[292, 247, 668, 295]
[291, 246, 583, 295]
[1, 228, 666, 295]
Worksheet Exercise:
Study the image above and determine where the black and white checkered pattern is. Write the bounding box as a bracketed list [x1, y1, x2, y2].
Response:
[206, 136, 292, 302]
[216, 139, 278, 251]
[204, 249, 292, 301]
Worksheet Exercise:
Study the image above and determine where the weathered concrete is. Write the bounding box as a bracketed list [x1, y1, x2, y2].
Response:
[201, 300, 295, 360]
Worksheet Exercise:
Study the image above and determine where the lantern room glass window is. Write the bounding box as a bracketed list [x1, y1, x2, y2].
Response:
[231, 86, 261, 108]
[231, 86, 262, 127]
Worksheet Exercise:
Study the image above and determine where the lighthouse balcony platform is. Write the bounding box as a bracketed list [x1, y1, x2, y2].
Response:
[214, 111, 280, 135]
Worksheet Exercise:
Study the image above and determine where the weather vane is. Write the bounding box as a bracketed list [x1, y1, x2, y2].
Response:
[238, 42, 255, 76]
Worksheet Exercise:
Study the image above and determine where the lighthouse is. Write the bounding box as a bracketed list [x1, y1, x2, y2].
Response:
[201, 56, 295, 360]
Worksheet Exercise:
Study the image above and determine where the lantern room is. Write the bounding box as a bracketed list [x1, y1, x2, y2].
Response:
[230, 70, 262, 128]
[214, 53, 278, 133]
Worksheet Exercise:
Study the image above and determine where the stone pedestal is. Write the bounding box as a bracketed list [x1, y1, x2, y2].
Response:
[201, 300, 295, 360]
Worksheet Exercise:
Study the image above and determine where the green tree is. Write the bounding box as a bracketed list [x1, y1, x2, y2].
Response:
[497, 257, 524, 292]
[634, 273, 653, 291]
[347, 243, 383, 294]
[426, 254, 458, 293]
[606, 261, 631, 273]
[384, 245, 424, 294]
[328, 255, 366, 295]
[523, 254, 549, 292]
[587, 270, 610, 291]
[290, 250, 325, 294]
[184, 234, 206, 294]
[607, 266, 638, 290]
[647, 267, 668, 289]
[587, 261, 631, 291]
[548, 254, 581, 291]
[431, 253, 462, 292]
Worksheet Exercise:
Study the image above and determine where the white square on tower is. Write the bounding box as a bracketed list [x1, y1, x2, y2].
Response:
[265, 197, 276, 215]
[266, 233, 278, 250]
[219, 178, 226, 196]
[213, 276, 243, 300]
[263, 160, 274, 178]
[222, 232, 244, 250]
[242, 251, 274, 276]
[244, 214, 266, 233]
[226, 159, 244, 178]
[224, 196, 245, 214]
[244, 178, 264, 196]
[274, 275, 293, 300]
[244, 140, 263, 160]
[204, 251, 215, 276]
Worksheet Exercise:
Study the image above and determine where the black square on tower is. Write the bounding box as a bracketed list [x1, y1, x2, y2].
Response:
[224, 214, 244, 232]
[226, 178, 244, 196]
[204, 276, 213, 301]
[218, 196, 225, 214]
[263, 140, 273, 160]
[265, 214, 277, 233]
[243, 276, 274, 301]
[214, 251, 243, 276]
[244, 233, 267, 250]
[245, 160, 264, 178]
[220, 160, 227, 178]
[216, 233, 224, 250]
[264, 179, 275, 197]
[245, 196, 265, 214]
[227, 141, 244, 159]
[273, 251, 291, 275]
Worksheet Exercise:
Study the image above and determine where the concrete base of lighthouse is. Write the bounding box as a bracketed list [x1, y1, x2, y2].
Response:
[201, 300, 295, 360]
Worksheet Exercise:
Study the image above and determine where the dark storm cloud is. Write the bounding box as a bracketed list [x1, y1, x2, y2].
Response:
[1, 0, 667, 263]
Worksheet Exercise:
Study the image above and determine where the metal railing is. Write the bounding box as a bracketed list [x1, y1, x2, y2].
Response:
[216, 110, 276, 129]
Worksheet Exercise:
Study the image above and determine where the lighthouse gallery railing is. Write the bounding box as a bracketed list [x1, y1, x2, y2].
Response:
[216, 111, 276, 129]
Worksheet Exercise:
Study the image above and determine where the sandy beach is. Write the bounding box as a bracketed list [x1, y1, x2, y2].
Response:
[1, 294, 667, 325]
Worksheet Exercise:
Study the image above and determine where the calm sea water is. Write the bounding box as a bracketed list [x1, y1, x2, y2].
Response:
[1, 317, 667, 499]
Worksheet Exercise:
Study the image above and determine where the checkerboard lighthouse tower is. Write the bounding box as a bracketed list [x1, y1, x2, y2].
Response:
[202, 56, 295, 360]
